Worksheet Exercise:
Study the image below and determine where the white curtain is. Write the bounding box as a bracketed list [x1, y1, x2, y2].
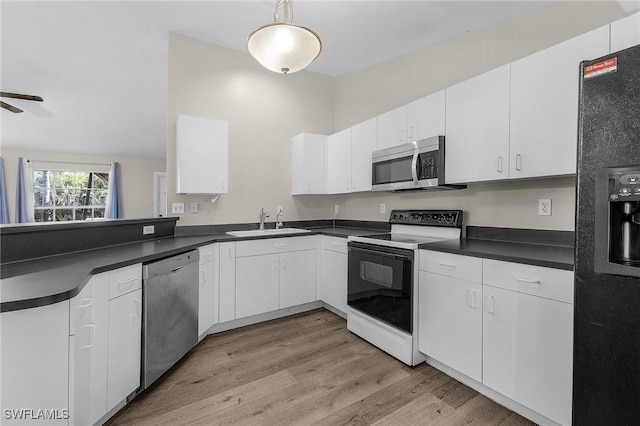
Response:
[15, 157, 34, 223]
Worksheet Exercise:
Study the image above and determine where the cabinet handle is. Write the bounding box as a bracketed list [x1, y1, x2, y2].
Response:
[399, 128, 404, 142]
[497, 156, 503, 173]
[221, 178, 225, 191]
[132, 299, 141, 318]
[200, 270, 206, 285]
[118, 277, 136, 292]
[282, 256, 287, 269]
[228, 247, 233, 261]
[467, 290, 477, 309]
[408, 125, 414, 141]
[273, 257, 278, 270]
[513, 276, 541, 284]
[486, 295, 495, 314]
[515, 154, 522, 171]
[77, 298, 93, 309]
[275, 243, 286, 249]
[82, 324, 96, 349]
[437, 262, 456, 268]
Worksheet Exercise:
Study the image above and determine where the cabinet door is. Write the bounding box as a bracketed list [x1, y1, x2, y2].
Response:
[198, 259, 216, 336]
[176, 114, 229, 194]
[291, 133, 326, 195]
[107, 289, 142, 411]
[610, 12, 640, 54]
[219, 242, 236, 323]
[445, 65, 511, 184]
[509, 26, 609, 179]
[377, 105, 408, 150]
[326, 127, 352, 194]
[90, 275, 109, 425]
[279, 249, 317, 308]
[350, 117, 377, 192]
[1, 302, 70, 426]
[235, 254, 280, 319]
[319, 248, 348, 313]
[418, 271, 482, 381]
[483, 286, 573, 426]
[407, 90, 445, 142]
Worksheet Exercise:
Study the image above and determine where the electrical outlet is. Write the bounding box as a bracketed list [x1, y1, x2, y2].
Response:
[171, 203, 184, 214]
[143, 225, 155, 235]
[380, 203, 386, 214]
[190, 202, 198, 213]
[538, 199, 552, 216]
[334, 205, 339, 214]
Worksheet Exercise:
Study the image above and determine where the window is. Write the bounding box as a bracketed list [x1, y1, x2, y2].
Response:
[33, 170, 109, 222]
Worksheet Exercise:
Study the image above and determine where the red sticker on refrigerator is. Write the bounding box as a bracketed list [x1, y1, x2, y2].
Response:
[584, 57, 618, 79]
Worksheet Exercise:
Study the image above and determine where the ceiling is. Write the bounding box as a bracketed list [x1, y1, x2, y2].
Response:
[0, 1, 589, 159]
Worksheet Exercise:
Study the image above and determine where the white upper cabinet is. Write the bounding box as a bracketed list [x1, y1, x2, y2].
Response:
[176, 114, 229, 194]
[377, 91, 446, 151]
[509, 26, 610, 179]
[326, 127, 352, 194]
[377, 105, 408, 150]
[350, 117, 378, 192]
[445, 65, 511, 184]
[407, 90, 446, 142]
[291, 133, 326, 195]
[611, 12, 640, 53]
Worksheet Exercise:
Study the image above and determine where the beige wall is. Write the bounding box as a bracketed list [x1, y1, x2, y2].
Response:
[168, 33, 335, 226]
[0, 147, 165, 221]
[168, 2, 626, 231]
[329, 0, 625, 230]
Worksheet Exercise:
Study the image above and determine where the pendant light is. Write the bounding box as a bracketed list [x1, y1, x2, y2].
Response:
[247, 0, 322, 74]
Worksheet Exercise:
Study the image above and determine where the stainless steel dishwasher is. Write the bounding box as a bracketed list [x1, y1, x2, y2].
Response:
[142, 250, 199, 389]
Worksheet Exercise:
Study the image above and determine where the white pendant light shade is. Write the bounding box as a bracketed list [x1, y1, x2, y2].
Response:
[247, 0, 322, 74]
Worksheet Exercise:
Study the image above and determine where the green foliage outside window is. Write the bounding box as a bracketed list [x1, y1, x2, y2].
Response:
[33, 170, 109, 222]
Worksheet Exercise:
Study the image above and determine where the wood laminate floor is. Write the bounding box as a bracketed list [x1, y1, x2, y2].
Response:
[106, 309, 536, 426]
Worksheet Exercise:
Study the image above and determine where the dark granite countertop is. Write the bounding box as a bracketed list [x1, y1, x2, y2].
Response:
[419, 238, 574, 271]
[0, 226, 379, 312]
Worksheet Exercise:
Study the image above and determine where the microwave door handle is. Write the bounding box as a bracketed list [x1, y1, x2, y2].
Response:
[411, 148, 419, 185]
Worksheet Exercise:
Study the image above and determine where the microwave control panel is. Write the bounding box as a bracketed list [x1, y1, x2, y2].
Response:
[389, 210, 463, 227]
[417, 151, 438, 179]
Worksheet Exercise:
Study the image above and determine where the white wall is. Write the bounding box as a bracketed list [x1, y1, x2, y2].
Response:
[0, 147, 165, 221]
[168, 33, 335, 226]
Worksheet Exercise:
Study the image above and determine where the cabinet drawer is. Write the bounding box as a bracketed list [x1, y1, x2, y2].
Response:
[322, 236, 347, 254]
[199, 243, 217, 264]
[236, 236, 318, 257]
[483, 259, 573, 304]
[107, 264, 142, 300]
[419, 250, 482, 283]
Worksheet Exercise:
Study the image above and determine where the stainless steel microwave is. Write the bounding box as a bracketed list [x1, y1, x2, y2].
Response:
[371, 136, 466, 192]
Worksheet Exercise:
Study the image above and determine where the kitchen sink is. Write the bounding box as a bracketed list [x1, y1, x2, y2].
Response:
[226, 228, 312, 237]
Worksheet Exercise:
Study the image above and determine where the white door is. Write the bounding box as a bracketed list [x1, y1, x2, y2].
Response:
[407, 90, 446, 142]
[326, 128, 352, 194]
[198, 259, 216, 335]
[418, 272, 482, 381]
[279, 249, 317, 308]
[377, 105, 408, 150]
[319, 248, 348, 313]
[219, 242, 236, 323]
[235, 254, 280, 319]
[350, 117, 377, 192]
[445, 65, 511, 184]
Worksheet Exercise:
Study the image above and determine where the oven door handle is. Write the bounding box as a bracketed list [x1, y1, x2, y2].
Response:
[349, 246, 413, 262]
[411, 146, 419, 186]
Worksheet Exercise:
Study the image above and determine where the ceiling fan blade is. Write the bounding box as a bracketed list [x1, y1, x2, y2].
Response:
[0, 101, 24, 113]
[0, 92, 43, 102]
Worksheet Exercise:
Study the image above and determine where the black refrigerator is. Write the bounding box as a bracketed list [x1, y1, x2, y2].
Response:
[574, 43, 640, 425]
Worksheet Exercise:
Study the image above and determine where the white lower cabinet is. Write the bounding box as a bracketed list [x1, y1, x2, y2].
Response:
[1, 301, 70, 426]
[198, 243, 219, 335]
[418, 251, 574, 426]
[219, 242, 237, 323]
[236, 254, 280, 318]
[418, 271, 482, 382]
[234, 236, 318, 320]
[318, 237, 348, 313]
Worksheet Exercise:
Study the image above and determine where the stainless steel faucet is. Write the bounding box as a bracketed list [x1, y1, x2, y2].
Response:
[275, 208, 284, 229]
[259, 208, 270, 230]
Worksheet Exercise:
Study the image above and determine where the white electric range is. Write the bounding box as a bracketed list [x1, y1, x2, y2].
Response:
[346, 210, 463, 365]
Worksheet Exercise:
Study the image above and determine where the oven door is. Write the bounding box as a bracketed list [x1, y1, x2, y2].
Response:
[347, 242, 414, 333]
